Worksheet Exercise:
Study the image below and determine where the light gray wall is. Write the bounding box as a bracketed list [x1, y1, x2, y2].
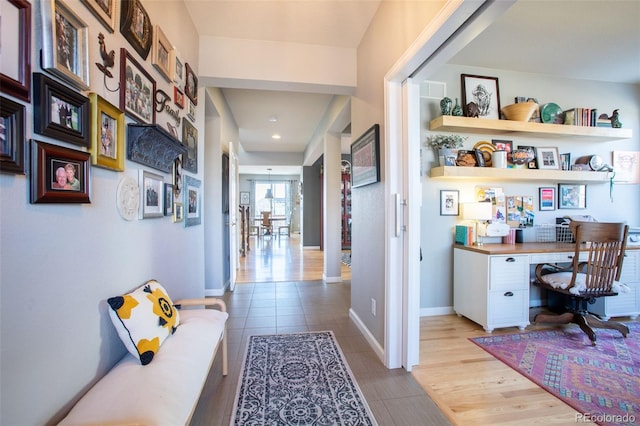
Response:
[419, 64, 640, 311]
[0, 2, 211, 424]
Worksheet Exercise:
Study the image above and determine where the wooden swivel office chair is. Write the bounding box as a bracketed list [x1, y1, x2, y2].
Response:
[260, 211, 273, 237]
[534, 221, 630, 345]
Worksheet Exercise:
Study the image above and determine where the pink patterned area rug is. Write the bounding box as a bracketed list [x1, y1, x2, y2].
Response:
[470, 322, 640, 426]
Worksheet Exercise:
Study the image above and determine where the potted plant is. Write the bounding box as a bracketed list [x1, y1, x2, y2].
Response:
[426, 134, 467, 166]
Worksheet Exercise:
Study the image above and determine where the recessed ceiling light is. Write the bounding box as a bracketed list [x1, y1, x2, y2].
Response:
[268, 116, 278, 123]
[272, 134, 281, 140]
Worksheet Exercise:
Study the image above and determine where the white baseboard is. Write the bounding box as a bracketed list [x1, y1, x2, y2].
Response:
[323, 275, 342, 283]
[420, 306, 455, 317]
[303, 246, 320, 250]
[349, 308, 385, 364]
[205, 288, 225, 297]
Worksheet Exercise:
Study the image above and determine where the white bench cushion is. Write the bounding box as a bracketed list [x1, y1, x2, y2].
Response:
[58, 309, 228, 425]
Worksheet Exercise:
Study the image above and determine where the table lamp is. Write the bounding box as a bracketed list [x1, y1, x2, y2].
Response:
[462, 202, 493, 246]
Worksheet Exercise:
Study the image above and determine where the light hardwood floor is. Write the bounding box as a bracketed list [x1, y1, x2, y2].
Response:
[211, 234, 626, 425]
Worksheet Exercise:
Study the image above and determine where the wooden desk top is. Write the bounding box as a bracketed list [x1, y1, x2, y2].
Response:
[454, 242, 639, 255]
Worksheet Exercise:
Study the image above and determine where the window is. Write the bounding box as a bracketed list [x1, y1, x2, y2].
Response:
[254, 181, 287, 216]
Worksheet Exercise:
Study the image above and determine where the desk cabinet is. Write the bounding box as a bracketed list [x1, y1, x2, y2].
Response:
[589, 251, 640, 320]
[454, 248, 530, 332]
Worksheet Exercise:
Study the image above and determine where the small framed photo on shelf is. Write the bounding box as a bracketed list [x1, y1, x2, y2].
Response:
[538, 187, 556, 211]
[558, 184, 586, 209]
[536, 147, 561, 170]
[89, 93, 125, 171]
[517, 145, 537, 169]
[492, 139, 512, 154]
[440, 190, 459, 216]
[30, 139, 91, 204]
[40, 0, 90, 90]
[139, 169, 164, 219]
[560, 153, 571, 171]
[461, 74, 501, 119]
[33, 73, 90, 147]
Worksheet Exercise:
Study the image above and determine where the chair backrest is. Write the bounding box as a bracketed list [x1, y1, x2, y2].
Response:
[569, 221, 629, 293]
[261, 211, 271, 226]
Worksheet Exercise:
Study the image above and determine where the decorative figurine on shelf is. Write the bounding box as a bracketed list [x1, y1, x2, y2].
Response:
[465, 102, 479, 118]
[440, 97, 452, 115]
[609, 109, 622, 128]
[451, 98, 463, 116]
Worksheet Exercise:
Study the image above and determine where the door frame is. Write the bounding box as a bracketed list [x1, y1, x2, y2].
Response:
[383, 0, 516, 369]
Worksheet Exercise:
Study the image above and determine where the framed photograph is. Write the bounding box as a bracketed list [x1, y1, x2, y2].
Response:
[89, 93, 124, 171]
[536, 147, 561, 170]
[461, 74, 501, 119]
[560, 153, 571, 171]
[173, 53, 184, 88]
[40, 0, 90, 90]
[81, 0, 117, 32]
[184, 175, 201, 227]
[184, 62, 198, 105]
[173, 156, 183, 198]
[1, 0, 31, 101]
[182, 117, 198, 173]
[187, 100, 196, 122]
[164, 183, 174, 216]
[1, 96, 26, 174]
[351, 124, 380, 188]
[119, 0, 152, 60]
[33, 73, 90, 147]
[538, 187, 556, 211]
[30, 139, 91, 203]
[120, 48, 156, 124]
[139, 169, 164, 218]
[240, 191, 250, 205]
[174, 87, 185, 109]
[558, 183, 586, 209]
[440, 190, 459, 216]
[152, 25, 174, 82]
[173, 202, 184, 223]
[612, 151, 640, 184]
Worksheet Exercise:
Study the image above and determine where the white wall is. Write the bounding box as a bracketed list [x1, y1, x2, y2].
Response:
[0, 1, 210, 424]
[419, 64, 640, 310]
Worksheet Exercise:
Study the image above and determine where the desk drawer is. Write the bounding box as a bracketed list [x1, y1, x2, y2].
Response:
[489, 255, 529, 290]
[488, 289, 528, 324]
[530, 252, 586, 264]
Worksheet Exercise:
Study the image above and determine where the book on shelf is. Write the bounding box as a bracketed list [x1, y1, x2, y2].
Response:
[455, 225, 475, 246]
[563, 107, 597, 126]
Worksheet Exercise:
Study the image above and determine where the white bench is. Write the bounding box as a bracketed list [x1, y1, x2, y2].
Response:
[58, 298, 228, 425]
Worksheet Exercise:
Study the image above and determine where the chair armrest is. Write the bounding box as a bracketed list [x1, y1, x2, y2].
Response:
[174, 298, 227, 313]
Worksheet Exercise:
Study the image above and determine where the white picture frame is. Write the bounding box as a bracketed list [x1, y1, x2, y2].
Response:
[536, 147, 561, 170]
[152, 25, 174, 82]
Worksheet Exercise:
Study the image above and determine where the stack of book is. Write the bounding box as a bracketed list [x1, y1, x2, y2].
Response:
[455, 225, 475, 246]
[563, 107, 598, 126]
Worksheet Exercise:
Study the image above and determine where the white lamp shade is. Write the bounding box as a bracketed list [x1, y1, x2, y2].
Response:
[462, 202, 492, 221]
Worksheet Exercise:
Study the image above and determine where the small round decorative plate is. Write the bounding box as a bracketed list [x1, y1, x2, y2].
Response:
[473, 141, 496, 167]
[540, 103, 564, 124]
[117, 176, 140, 221]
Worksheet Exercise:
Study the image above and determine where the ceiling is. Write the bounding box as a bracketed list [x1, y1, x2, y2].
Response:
[183, 0, 640, 175]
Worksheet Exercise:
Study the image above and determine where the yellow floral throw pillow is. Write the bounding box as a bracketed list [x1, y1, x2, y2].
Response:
[107, 280, 180, 365]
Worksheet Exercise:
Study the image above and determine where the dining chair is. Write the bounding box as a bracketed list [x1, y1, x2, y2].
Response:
[278, 211, 292, 239]
[260, 211, 273, 238]
[533, 221, 630, 345]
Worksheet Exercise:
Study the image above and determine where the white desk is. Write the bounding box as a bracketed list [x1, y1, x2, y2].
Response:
[453, 243, 640, 332]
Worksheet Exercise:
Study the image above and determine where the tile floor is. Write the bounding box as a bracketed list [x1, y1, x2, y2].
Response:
[190, 280, 450, 425]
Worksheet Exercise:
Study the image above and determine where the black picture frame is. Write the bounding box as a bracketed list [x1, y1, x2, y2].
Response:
[351, 124, 380, 188]
[461, 74, 501, 119]
[184, 62, 198, 105]
[1, 0, 31, 101]
[1, 96, 26, 174]
[164, 183, 174, 216]
[182, 117, 198, 173]
[30, 139, 91, 203]
[120, 48, 156, 124]
[33, 73, 90, 147]
[440, 190, 459, 216]
[558, 183, 587, 209]
[119, 0, 153, 60]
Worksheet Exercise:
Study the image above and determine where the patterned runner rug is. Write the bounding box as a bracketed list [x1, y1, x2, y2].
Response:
[231, 331, 377, 425]
[470, 322, 640, 426]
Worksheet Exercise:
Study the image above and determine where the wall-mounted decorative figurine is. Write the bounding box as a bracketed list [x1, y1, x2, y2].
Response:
[120, 0, 153, 60]
[95, 33, 119, 91]
[40, 0, 90, 90]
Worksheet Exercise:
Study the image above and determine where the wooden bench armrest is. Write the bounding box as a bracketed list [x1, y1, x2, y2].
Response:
[173, 297, 228, 376]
